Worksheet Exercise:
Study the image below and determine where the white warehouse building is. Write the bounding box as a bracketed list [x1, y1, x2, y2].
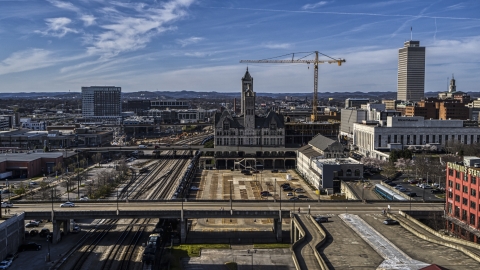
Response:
[353, 116, 480, 160]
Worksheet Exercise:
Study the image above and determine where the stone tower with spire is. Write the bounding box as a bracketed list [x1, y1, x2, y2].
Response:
[449, 74, 456, 93]
[241, 68, 253, 115]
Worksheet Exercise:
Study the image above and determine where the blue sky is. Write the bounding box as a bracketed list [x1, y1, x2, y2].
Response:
[1, 0, 480, 93]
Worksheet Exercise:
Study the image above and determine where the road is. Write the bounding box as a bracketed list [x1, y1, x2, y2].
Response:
[9, 201, 444, 215]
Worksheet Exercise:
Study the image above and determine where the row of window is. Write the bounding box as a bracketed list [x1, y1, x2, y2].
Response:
[216, 138, 283, 146]
[452, 183, 478, 197]
[383, 134, 480, 146]
[449, 203, 479, 227]
[217, 130, 283, 136]
[452, 194, 477, 210]
[448, 170, 478, 184]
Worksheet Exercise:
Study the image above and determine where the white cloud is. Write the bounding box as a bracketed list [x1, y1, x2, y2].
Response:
[36, 17, 78, 38]
[263, 43, 291, 49]
[302, 1, 328, 10]
[176, 37, 204, 47]
[0, 49, 55, 75]
[184, 52, 208, 57]
[80, 14, 96, 26]
[86, 0, 196, 58]
[47, 0, 81, 13]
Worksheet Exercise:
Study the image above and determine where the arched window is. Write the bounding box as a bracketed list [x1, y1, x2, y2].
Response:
[346, 169, 352, 177]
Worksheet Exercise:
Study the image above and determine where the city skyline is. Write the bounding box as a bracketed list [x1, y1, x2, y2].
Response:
[1, 0, 480, 93]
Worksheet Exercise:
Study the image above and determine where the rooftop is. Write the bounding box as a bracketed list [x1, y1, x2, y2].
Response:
[0, 152, 63, 162]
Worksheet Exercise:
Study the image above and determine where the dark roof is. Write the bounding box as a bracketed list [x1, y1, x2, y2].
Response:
[242, 68, 252, 81]
[297, 144, 322, 158]
[255, 110, 284, 129]
[214, 111, 243, 129]
[308, 134, 335, 151]
[215, 110, 284, 130]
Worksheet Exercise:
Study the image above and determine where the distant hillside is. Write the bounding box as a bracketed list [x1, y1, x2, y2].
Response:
[0, 90, 477, 100]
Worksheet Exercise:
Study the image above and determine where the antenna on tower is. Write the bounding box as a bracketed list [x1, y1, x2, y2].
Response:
[410, 26, 413, 40]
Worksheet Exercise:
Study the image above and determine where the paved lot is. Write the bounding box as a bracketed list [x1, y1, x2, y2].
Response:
[196, 169, 320, 201]
[361, 213, 480, 269]
[345, 181, 382, 200]
[182, 248, 295, 270]
[318, 215, 384, 269]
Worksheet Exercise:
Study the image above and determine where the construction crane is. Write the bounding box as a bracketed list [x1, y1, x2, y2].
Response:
[240, 51, 345, 122]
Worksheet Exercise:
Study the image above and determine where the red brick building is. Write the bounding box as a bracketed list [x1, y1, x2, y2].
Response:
[446, 158, 480, 243]
[0, 152, 63, 179]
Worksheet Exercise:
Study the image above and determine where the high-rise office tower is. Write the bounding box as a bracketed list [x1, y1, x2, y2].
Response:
[397, 40, 425, 102]
[82, 86, 122, 119]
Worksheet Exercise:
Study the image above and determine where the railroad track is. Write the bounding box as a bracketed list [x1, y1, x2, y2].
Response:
[58, 151, 192, 270]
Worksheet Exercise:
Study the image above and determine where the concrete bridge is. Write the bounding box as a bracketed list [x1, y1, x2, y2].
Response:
[24, 209, 290, 244]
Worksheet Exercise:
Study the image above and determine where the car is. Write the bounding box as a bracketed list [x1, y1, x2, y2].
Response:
[388, 182, 397, 187]
[287, 192, 293, 196]
[394, 185, 403, 190]
[60, 202, 75, 207]
[289, 197, 299, 201]
[298, 195, 309, 199]
[0, 260, 11, 270]
[39, 228, 50, 237]
[315, 216, 329, 223]
[283, 187, 293, 191]
[383, 219, 399, 225]
[29, 181, 38, 186]
[25, 222, 38, 228]
[294, 188, 305, 193]
[271, 169, 278, 173]
[406, 192, 417, 197]
[408, 179, 418, 184]
[431, 189, 444, 194]
[17, 242, 42, 252]
[398, 188, 408, 192]
[1, 202, 13, 208]
[29, 230, 39, 236]
[4, 253, 18, 262]
[29, 220, 40, 226]
[182, 144, 189, 148]
[420, 184, 432, 189]
[72, 225, 80, 234]
[280, 183, 290, 188]
[280, 169, 287, 173]
[190, 186, 200, 191]
[80, 197, 89, 201]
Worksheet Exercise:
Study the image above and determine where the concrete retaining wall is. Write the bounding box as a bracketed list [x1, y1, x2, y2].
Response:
[398, 210, 480, 251]
[291, 215, 306, 270]
[341, 181, 360, 200]
[308, 215, 329, 270]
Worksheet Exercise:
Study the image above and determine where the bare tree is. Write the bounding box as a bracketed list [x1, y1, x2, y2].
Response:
[93, 153, 103, 167]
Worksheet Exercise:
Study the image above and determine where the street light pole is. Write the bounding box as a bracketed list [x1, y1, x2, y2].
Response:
[274, 178, 276, 203]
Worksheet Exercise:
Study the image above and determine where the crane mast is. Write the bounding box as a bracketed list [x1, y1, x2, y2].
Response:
[240, 51, 345, 122]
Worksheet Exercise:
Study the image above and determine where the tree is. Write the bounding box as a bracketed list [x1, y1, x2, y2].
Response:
[93, 153, 103, 167]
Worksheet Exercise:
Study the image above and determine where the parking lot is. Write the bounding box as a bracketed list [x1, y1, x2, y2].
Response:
[193, 169, 320, 201]
[383, 177, 444, 201]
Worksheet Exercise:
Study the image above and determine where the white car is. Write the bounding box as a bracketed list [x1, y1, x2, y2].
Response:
[190, 186, 200, 191]
[0, 260, 11, 270]
[1, 202, 13, 208]
[80, 197, 89, 201]
[60, 202, 75, 207]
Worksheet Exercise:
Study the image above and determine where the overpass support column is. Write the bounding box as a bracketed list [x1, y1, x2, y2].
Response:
[274, 218, 282, 242]
[290, 218, 295, 244]
[52, 220, 62, 244]
[180, 218, 188, 244]
[62, 219, 71, 235]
